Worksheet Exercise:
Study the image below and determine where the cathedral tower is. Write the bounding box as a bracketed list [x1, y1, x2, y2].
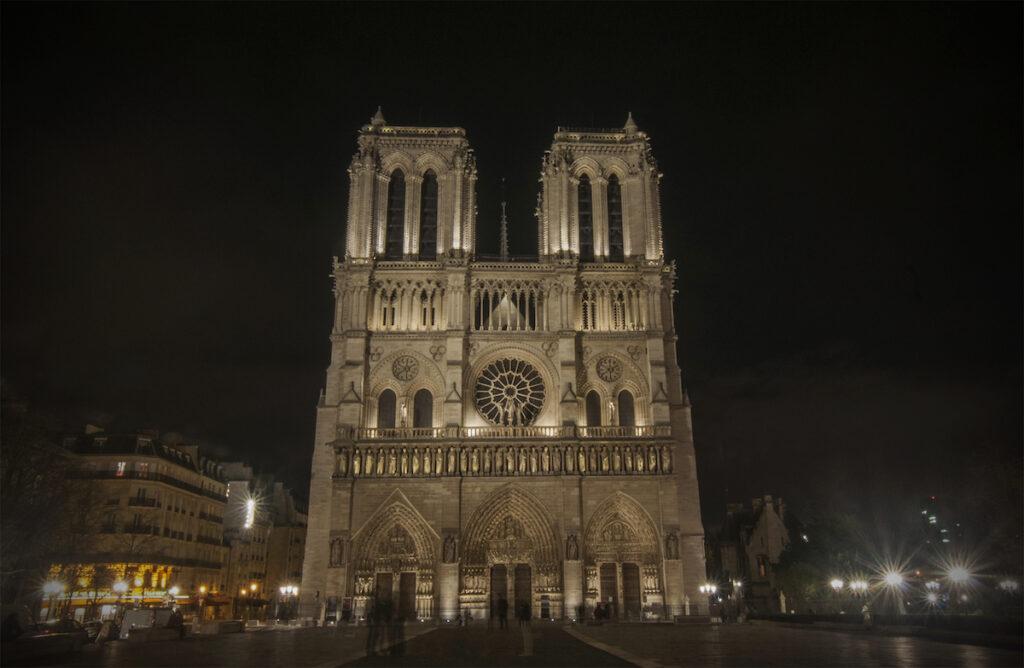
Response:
[300, 111, 705, 623]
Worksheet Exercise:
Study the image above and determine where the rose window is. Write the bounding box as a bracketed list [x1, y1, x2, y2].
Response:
[596, 356, 622, 382]
[392, 355, 419, 381]
[475, 358, 546, 426]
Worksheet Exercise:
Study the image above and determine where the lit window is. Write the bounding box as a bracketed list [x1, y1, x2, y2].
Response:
[116, 462, 127, 477]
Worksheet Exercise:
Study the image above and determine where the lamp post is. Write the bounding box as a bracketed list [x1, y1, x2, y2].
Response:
[42, 581, 65, 621]
[279, 585, 298, 621]
[699, 584, 717, 617]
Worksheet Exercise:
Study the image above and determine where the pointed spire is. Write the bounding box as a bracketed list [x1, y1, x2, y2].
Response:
[371, 106, 386, 128]
[624, 111, 638, 135]
[682, 387, 691, 408]
[499, 178, 510, 262]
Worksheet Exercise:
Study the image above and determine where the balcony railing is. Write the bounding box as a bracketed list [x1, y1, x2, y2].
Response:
[196, 535, 222, 546]
[128, 497, 158, 507]
[198, 512, 224, 523]
[352, 424, 670, 441]
[69, 470, 227, 502]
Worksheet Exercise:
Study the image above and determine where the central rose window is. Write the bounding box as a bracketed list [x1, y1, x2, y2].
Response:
[475, 358, 546, 426]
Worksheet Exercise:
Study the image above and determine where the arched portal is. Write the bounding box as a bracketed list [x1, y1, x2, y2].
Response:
[460, 485, 562, 620]
[351, 498, 438, 620]
[583, 492, 662, 620]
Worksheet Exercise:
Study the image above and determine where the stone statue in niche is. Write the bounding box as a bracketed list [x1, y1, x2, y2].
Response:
[665, 532, 679, 560]
[353, 449, 362, 476]
[661, 446, 672, 472]
[447, 448, 457, 474]
[483, 448, 491, 474]
[338, 450, 349, 476]
[435, 447, 443, 475]
[377, 451, 385, 475]
[388, 450, 397, 475]
[624, 449, 633, 472]
[443, 535, 457, 563]
[329, 538, 344, 567]
[365, 450, 375, 476]
[529, 448, 538, 473]
[566, 534, 579, 560]
[541, 447, 550, 472]
[401, 448, 410, 475]
[578, 448, 586, 473]
[612, 447, 621, 472]
[648, 447, 658, 472]
[635, 451, 644, 473]
[506, 448, 515, 473]
[600, 448, 610, 472]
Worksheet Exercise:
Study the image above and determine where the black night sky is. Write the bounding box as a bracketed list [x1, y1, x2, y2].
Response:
[3, 4, 1021, 538]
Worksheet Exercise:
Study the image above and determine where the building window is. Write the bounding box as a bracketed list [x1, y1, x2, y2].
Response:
[419, 171, 438, 260]
[578, 174, 594, 262]
[607, 174, 624, 261]
[586, 391, 602, 426]
[378, 390, 397, 429]
[581, 291, 595, 330]
[618, 390, 635, 427]
[115, 461, 127, 477]
[384, 170, 405, 259]
[612, 291, 627, 330]
[413, 389, 433, 429]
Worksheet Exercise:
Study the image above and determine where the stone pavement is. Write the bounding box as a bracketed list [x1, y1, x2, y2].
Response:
[568, 622, 1024, 667]
[7, 620, 1021, 667]
[345, 622, 630, 667]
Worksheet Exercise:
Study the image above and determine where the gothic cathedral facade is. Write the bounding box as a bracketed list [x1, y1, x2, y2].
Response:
[300, 109, 705, 622]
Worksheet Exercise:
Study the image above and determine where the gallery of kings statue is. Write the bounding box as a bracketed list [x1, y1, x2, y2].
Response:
[299, 109, 706, 624]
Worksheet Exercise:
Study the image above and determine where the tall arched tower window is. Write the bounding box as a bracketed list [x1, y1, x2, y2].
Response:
[618, 390, 635, 427]
[419, 171, 438, 260]
[385, 170, 405, 260]
[413, 389, 433, 428]
[378, 389, 397, 429]
[578, 174, 594, 262]
[607, 174, 624, 262]
[586, 391, 602, 426]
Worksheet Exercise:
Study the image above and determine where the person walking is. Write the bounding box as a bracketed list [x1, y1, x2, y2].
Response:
[364, 598, 379, 657]
[518, 602, 532, 657]
[497, 596, 509, 630]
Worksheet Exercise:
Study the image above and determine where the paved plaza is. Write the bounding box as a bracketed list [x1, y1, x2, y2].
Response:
[3, 622, 1021, 667]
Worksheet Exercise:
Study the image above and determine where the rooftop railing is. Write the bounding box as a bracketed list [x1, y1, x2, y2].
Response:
[352, 424, 670, 441]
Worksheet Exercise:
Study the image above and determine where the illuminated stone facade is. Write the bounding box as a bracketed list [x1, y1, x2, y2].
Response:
[300, 110, 705, 622]
[55, 432, 228, 616]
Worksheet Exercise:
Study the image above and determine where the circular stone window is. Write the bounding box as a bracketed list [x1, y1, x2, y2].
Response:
[475, 358, 546, 426]
[392, 355, 419, 381]
[596, 356, 622, 382]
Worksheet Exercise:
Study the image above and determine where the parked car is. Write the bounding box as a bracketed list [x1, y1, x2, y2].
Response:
[118, 607, 174, 640]
[83, 619, 105, 641]
[3, 618, 89, 662]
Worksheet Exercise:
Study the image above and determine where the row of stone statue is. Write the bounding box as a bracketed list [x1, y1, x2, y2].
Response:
[336, 443, 673, 478]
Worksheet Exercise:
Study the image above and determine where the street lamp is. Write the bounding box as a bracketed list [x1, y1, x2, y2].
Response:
[850, 580, 868, 593]
[830, 579, 844, 592]
[948, 567, 970, 585]
[42, 581, 65, 620]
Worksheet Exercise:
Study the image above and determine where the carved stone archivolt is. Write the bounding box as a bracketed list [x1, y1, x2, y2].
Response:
[352, 498, 438, 584]
[583, 492, 662, 569]
[460, 485, 561, 595]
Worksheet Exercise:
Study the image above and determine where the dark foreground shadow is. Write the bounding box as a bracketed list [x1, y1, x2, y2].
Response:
[344, 624, 632, 667]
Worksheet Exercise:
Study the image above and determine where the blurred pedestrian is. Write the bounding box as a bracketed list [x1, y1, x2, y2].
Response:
[498, 596, 509, 630]
[518, 602, 532, 657]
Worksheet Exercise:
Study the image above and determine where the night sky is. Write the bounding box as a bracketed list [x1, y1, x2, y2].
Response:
[3, 4, 1021, 536]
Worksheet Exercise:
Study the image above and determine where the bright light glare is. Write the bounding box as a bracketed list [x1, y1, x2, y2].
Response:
[830, 579, 844, 591]
[169, 586, 180, 596]
[112, 581, 128, 594]
[884, 572, 903, 586]
[850, 580, 868, 592]
[245, 498, 256, 528]
[926, 592, 939, 604]
[948, 567, 970, 583]
[998, 580, 1020, 592]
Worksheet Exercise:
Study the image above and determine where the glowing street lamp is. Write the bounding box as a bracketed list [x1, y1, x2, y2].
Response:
[948, 567, 970, 585]
[850, 580, 868, 593]
[884, 572, 903, 587]
[830, 579, 844, 592]
[998, 580, 1020, 593]
[42, 581, 65, 620]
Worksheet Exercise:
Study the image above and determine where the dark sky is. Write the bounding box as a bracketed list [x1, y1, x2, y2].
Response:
[3, 3, 1021, 535]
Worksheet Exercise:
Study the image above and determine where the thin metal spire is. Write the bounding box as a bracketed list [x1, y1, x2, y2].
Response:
[499, 178, 510, 262]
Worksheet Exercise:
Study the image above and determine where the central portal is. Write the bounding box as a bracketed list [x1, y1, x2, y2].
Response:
[514, 564, 531, 616]
[490, 565, 508, 615]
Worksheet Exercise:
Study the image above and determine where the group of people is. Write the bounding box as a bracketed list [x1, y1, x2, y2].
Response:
[363, 597, 406, 657]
